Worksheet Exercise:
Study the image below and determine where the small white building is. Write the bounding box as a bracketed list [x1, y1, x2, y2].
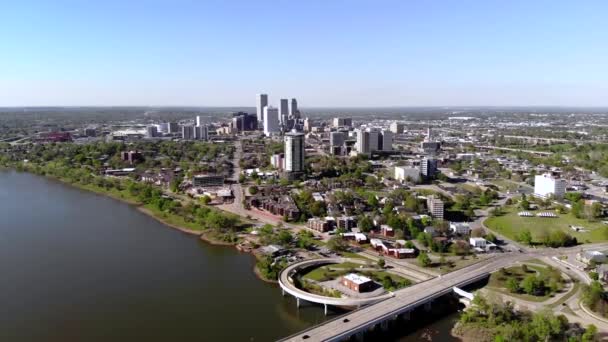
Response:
[469, 237, 487, 248]
[394, 166, 421, 183]
[427, 195, 444, 219]
[534, 173, 566, 199]
[450, 222, 471, 235]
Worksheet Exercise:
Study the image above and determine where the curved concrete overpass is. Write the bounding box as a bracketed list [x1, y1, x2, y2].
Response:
[279, 258, 395, 308]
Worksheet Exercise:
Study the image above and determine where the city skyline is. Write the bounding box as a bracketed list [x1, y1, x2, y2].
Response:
[1, 1, 607, 107]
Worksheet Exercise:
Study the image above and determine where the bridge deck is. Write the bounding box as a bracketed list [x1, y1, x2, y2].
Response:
[280, 254, 527, 342]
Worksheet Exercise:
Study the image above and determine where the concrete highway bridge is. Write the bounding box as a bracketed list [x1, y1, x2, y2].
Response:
[278, 253, 529, 341]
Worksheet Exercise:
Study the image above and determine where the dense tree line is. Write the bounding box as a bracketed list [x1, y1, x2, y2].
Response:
[456, 294, 597, 341]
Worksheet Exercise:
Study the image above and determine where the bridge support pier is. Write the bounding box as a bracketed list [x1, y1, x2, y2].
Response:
[380, 320, 388, 331]
[324, 304, 328, 315]
[282, 288, 285, 297]
[296, 297, 300, 308]
[424, 301, 432, 312]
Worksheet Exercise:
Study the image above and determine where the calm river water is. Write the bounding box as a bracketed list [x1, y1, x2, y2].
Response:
[0, 170, 459, 341]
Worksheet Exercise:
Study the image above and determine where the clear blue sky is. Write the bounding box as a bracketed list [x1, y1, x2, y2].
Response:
[1, 0, 607, 107]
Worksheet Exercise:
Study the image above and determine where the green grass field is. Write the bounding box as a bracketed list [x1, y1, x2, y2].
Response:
[302, 263, 411, 290]
[485, 206, 608, 244]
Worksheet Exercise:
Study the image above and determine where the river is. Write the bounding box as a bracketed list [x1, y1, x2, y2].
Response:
[0, 170, 460, 341]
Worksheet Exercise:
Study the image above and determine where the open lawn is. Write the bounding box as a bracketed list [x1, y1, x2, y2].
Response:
[302, 263, 362, 281]
[301, 263, 412, 290]
[485, 205, 608, 244]
[490, 179, 525, 192]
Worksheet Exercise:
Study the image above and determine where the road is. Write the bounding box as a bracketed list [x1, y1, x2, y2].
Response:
[280, 242, 608, 341]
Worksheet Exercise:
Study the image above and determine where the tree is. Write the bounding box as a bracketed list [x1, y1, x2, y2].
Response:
[590, 202, 603, 220]
[277, 230, 293, 246]
[417, 252, 431, 267]
[377, 258, 386, 268]
[465, 207, 475, 220]
[572, 199, 585, 219]
[367, 193, 379, 207]
[358, 216, 374, 232]
[489, 206, 502, 217]
[521, 274, 543, 295]
[249, 185, 258, 195]
[200, 195, 211, 205]
[582, 324, 598, 342]
[520, 197, 530, 210]
[485, 233, 497, 243]
[506, 278, 519, 293]
[327, 235, 348, 252]
[517, 230, 533, 245]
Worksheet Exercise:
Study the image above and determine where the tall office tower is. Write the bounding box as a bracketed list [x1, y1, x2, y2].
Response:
[284, 130, 305, 172]
[194, 125, 208, 140]
[146, 126, 158, 138]
[196, 116, 203, 127]
[333, 117, 353, 128]
[263, 106, 280, 136]
[256, 93, 268, 122]
[330, 131, 345, 155]
[232, 112, 258, 132]
[182, 125, 195, 140]
[420, 157, 438, 178]
[379, 130, 393, 151]
[368, 129, 379, 152]
[356, 129, 370, 155]
[534, 173, 566, 199]
[421, 126, 440, 155]
[279, 99, 289, 124]
[168, 122, 179, 133]
[390, 122, 404, 134]
[330, 131, 345, 147]
[290, 98, 299, 118]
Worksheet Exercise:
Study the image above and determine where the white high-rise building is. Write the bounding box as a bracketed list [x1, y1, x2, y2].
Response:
[279, 99, 289, 124]
[395, 166, 421, 183]
[356, 127, 392, 154]
[285, 130, 305, 173]
[196, 116, 203, 127]
[263, 106, 280, 136]
[534, 173, 566, 199]
[427, 195, 444, 219]
[290, 98, 299, 118]
[390, 122, 404, 134]
[356, 129, 370, 155]
[256, 94, 268, 122]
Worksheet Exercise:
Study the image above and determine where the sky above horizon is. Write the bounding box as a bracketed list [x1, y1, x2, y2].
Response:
[1, 1, 607, 107]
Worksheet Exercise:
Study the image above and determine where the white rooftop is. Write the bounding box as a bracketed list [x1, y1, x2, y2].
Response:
[343, 273, 372, 285]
